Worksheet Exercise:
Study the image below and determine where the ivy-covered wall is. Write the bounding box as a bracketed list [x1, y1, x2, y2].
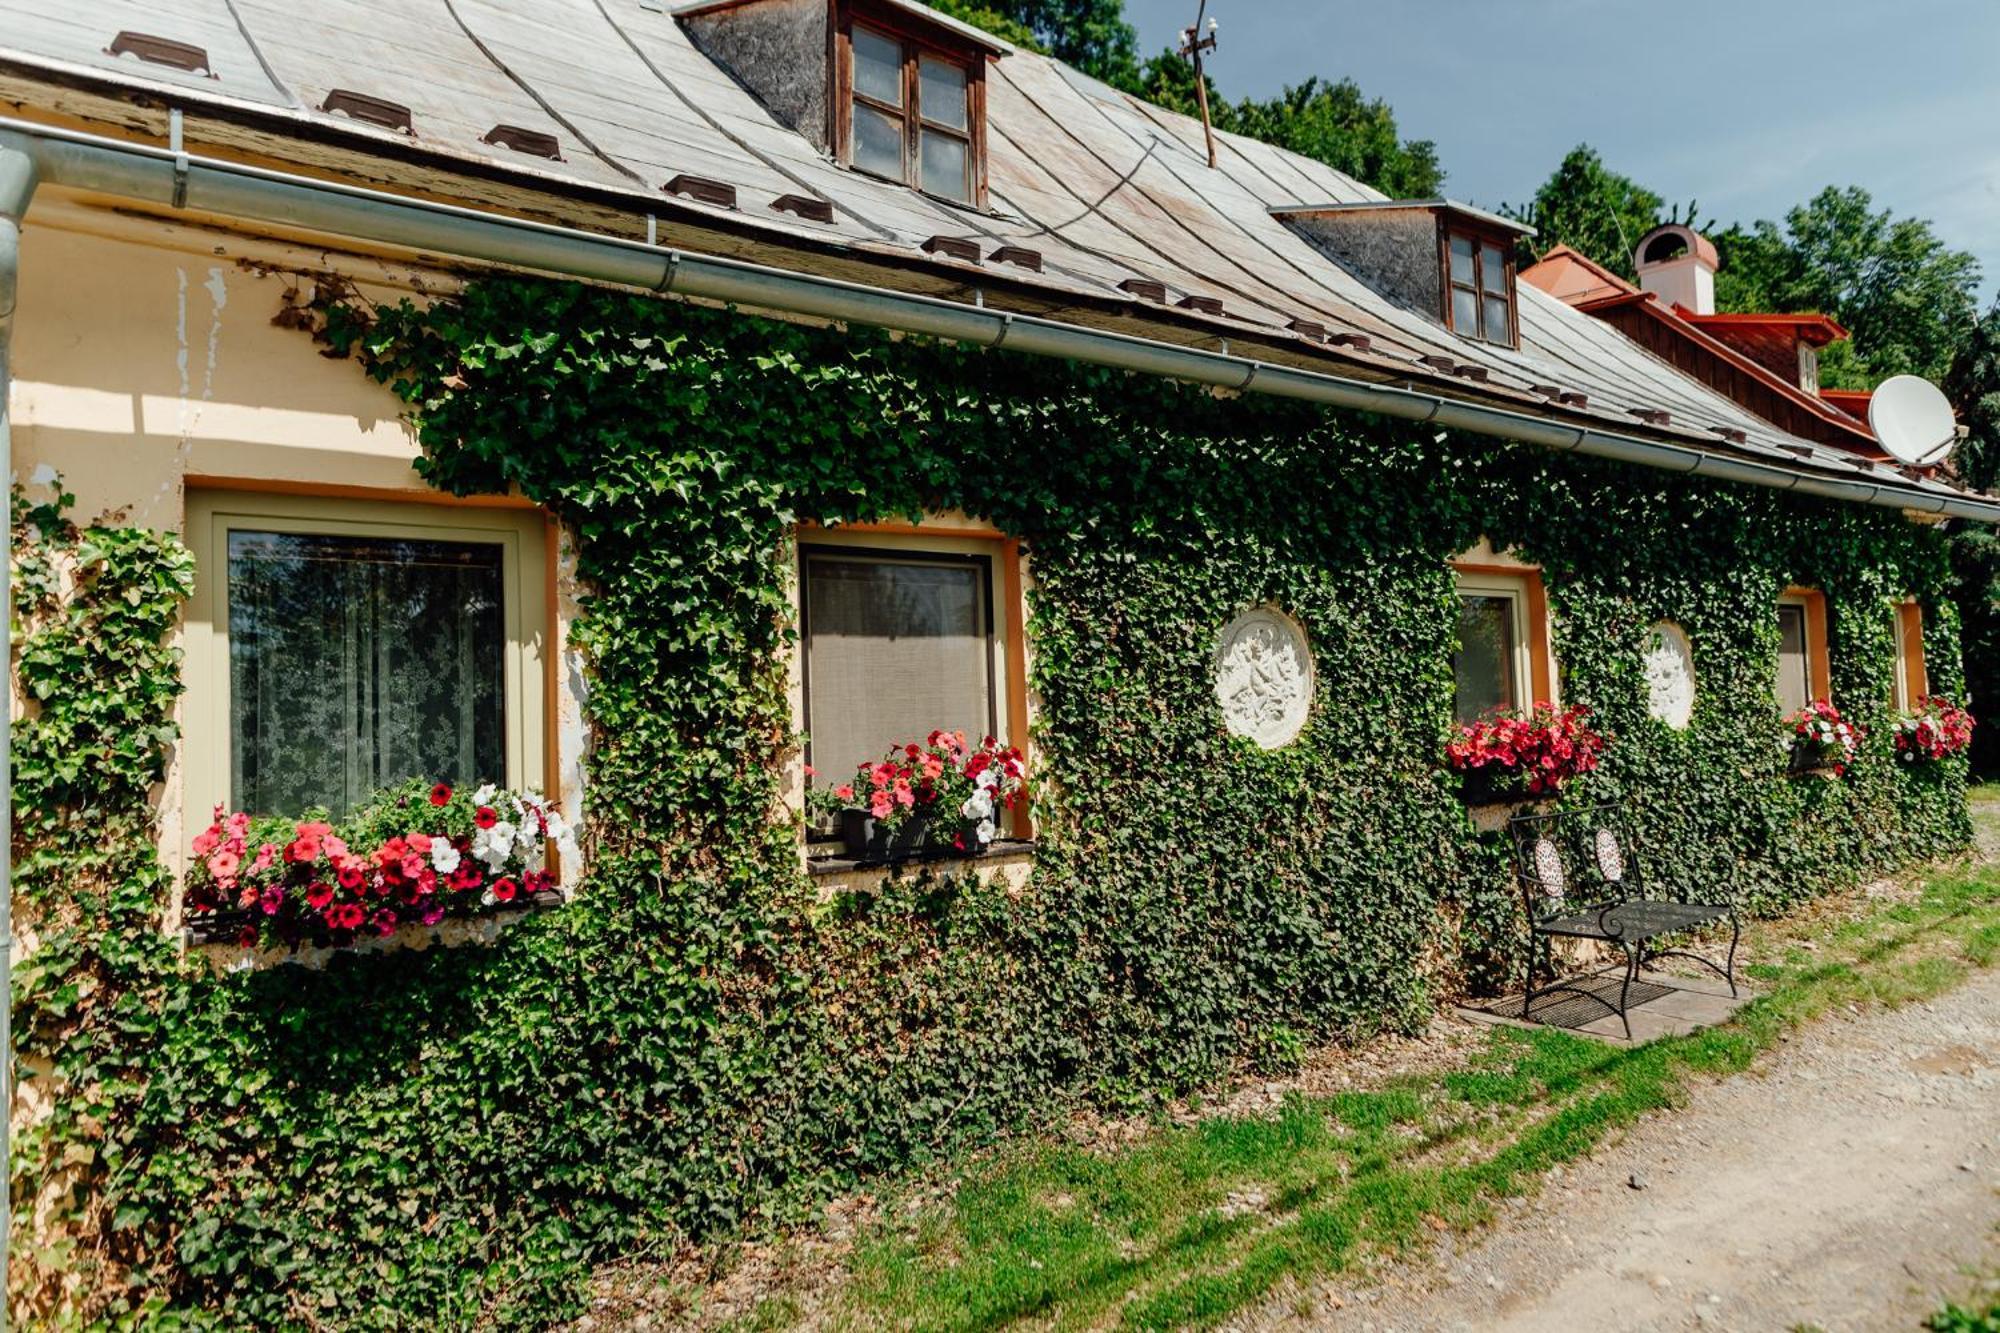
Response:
[14, 277, 1968, 1328]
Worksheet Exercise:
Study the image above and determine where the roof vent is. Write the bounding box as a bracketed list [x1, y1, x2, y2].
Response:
[481, 125, 563, 161]
[1777, 441, 1814, 458]
[991, 245, 1043, 272]
[772, 194, 835, 223]
[1327, 332, 1372, 352]
[1530, 384, 1589, 409]
[1120, 277, 1167, 304]
[1452, 364, 1490, 383]
[105, 31, 214, 77]
[664, 174, 738, 209]
[1286, 318, 1328, 341]
[922, 235, 981, 264]
[1420, 355, 1459, 374]
[1177, 294, 1224, 316]
[1710, 425, 1749, 445]
[1629, 406, 1673, 427]
[321, 90, 414, 134]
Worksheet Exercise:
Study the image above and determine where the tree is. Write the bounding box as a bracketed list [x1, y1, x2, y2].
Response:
[928, 0, 1141, 87]
[1713, 187, 1982, 386]
[1509, 145, 1667, 279]
[1946, 302, 2000, 775]
[1128, 53, 1443, 197]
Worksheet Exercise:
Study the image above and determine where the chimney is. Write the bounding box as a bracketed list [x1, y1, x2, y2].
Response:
[1633, 223, 1717, 316]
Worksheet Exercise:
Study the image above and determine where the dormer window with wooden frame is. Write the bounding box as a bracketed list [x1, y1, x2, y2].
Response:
[676, 0, 1004, 208]
[836, 2, 987, 205]
[1444, 224, 1517, 347]
[1267, 200, 1532, 351]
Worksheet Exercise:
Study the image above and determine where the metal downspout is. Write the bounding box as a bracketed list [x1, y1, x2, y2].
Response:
[0, 140, 37, 1333]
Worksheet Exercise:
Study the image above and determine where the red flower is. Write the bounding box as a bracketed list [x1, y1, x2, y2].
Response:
[326, 902, 365, 931]
[373, 908, 399, 936]
[449, 862, 483, 892]
[335, 857, 367, 890]
[430, 783, 452, 806]
[833, 784, 855, 803]
[492, 877, 518, 902]
[306, 881, 335, 909]
[474, 805, 498, 829]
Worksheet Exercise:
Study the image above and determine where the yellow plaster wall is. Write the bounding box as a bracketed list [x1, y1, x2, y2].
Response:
[5, 193, 592, 898]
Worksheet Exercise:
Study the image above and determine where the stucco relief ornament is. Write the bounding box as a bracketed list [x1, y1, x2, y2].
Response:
[1644, 621, 1696, 729]
[1214, 607, 1314, 749]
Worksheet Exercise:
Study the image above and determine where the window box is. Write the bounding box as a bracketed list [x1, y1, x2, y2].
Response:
[837, 807, 986, 860]
[1781, 700, 1858, 778]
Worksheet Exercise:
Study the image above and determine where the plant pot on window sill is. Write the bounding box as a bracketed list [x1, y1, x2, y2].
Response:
[838, 807, 990, 861]
[1455, 768, 1552, 834]
[182, 888, 566, 952]
[1786, 745, 1849, 781]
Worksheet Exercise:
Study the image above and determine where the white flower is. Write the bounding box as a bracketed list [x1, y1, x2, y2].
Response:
[523, 843, 547, 875]
[472, 783, 498, 807]
[430, 840, 461, 875]
[961, 790, 994, 821]
[28, 462, 57, 490]
[975, 768, 998, 791]
[480, 889, 497, 907]
[975, 818, 997, 845]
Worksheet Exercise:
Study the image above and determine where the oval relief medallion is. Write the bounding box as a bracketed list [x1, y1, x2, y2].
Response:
[1214, 607, 1315, 749]
[1643, 621, 1696, 729]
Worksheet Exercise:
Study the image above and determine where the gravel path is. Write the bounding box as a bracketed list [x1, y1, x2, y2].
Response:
[1275, 966, 2000, 1332]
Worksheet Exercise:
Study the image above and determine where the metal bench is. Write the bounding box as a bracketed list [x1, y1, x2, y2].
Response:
[1507, 803, 1739, 1039]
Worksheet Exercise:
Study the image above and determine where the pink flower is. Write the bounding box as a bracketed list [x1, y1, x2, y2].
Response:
[870, 791, 894, 820]
[207, 849, 241, 881]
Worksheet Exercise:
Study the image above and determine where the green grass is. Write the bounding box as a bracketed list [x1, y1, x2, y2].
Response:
[820, 795, 2000, 1332]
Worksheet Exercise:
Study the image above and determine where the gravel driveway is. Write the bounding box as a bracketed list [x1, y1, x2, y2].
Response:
[1273, 966, 2000, 1332]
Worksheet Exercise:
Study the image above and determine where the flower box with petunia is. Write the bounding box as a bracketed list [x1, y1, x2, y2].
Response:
[1891, 695, 1974, 765]
[1782, 698, 1862, 776]
[808, 731, 1026, 860]
[1445, 703, 1607, 804]
[183, 777, 580, 949]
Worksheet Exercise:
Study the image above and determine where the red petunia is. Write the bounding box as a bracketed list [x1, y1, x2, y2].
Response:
[492, 877, 518, 902]
[474, 805, 498, 830]
[306, 880, 335, 909]
[429, 783, 453, 806]
[336, 857, 367, 890]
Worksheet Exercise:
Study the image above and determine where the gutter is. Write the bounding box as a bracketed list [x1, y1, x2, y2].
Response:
[0, 136, 35, 1329]
[2, 116, 1991, 523]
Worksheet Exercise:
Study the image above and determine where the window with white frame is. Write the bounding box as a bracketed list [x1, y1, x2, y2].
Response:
[1453, 572, 1533, 722]
[799, 544, 997, 789]
[185, 494, 547, 820]
[1777, 593, 1819, 715]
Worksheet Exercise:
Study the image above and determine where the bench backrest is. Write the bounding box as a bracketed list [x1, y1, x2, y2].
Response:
[1508, 803, 1640, 917]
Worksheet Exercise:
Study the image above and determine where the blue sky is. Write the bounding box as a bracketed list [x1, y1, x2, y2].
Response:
[1125, 0, 2000, 305]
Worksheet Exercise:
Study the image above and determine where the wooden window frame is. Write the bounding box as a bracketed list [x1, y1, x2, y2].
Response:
[832, 0, 988, 207]
[1451, 562, 1556, 715]
[1891, 599, 1928, 710]
[183, 490, 553, 845]
[794, 520, 1030, 840]
[1439, 222, 1518, 348]
[1778, 586, 1832, 710]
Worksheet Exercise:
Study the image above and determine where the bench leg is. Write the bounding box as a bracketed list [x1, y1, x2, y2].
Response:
[1616, 943, 1636, 1041]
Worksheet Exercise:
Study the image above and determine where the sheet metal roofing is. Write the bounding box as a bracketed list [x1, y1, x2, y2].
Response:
[0, 0, 1980, 511]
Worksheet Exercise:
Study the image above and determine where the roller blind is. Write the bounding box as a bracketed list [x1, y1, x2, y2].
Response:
[803, 552, 993, 786]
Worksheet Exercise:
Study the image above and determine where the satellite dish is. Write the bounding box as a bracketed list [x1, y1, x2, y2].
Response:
[1869, 374, 1958, 467]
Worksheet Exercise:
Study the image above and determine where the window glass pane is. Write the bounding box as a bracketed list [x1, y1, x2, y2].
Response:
[1483, 295, 1511, 343]
[851, 25, 903, 106]
[1454, 594, 1518, 723]
[852, 101, 905, 179]
[1451, 285, 1479, 334]
[921, 129, 969, 200]
[804, 555, 992, 786]
[1777, 604, 1811, 714]
[1480, 243, 1508, 294]
[1449, 234, 1475, 285]
[920, 56, 967, 130]
[228, 531, 506, 816]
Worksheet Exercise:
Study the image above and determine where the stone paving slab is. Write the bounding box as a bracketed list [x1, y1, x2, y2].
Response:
[1457, 970, 1754, 1047]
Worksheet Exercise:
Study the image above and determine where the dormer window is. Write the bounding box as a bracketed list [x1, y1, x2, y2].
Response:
[1270, 200, 1533, 351]
[1445, 227, 1516, 346]
[678, 0, 1001, 210]
[841, 12, 982, 203]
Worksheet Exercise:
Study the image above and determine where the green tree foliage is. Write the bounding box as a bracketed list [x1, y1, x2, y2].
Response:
[1512, 145, 1668, 280]
[1129, 53, 1443, 197]
[1947, 301, 2000, 773]
[1710, 187, 1980, 386]
[927, 0, 1139, 86]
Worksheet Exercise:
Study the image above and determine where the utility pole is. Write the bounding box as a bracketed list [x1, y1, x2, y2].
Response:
[1178, 0, 1220, 168]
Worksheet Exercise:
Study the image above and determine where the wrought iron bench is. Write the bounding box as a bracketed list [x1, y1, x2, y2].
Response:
[1507, 803, 1739, 1039]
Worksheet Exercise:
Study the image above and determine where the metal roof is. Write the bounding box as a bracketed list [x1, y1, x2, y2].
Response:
[0, 0, 1983, 515]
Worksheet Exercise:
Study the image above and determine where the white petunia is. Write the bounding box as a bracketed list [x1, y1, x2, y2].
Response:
[473, 783, 498, 807]
[28, 462, 58, 490]
[961, 790, 994, 821]
[431, 840, 461, 874]
[975, 818, 997, 845]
